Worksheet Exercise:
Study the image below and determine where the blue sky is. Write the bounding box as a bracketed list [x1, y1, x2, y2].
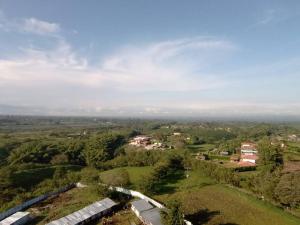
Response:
[0, 0, 300, 117]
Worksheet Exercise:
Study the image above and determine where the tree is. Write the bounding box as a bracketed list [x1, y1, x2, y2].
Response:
[53, 166, 68, 187]
[274, 172, 300, 208]
[8, 141, 59, 164]
[65, 139, 85, 165]
[84, 133, 124, 167]
[258, 138, 283, 167]
[161, 200, 185, 225]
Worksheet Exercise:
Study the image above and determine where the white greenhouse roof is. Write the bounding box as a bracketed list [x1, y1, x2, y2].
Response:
[0, 212, 30, 225]
[46, 198, 117, 225]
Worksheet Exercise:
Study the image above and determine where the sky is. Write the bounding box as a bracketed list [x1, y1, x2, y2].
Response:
[0, 0, 300, 118]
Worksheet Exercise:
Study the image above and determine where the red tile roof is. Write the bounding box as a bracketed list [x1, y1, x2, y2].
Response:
[240, 154, 258, 160]
[238, 161, 256, 167]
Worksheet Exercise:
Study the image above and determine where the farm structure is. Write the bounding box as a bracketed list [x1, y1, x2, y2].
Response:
[131, 199, 163, 225]
[0, 212, 30, 225]
[45, 198, 117, 225]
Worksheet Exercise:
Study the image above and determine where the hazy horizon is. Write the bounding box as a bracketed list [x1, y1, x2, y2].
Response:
[1, 1, 300, 117]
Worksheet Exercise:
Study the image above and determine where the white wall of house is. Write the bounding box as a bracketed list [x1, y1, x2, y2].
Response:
[242, 158, 256, 164]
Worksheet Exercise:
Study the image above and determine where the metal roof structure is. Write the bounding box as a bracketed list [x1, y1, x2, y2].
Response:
[131, 199, 154, 212]
[0, 212, 30, 225]
[140, 208, 162, 225]
[46, 198, 117, 225]
[131, 200, 162, 225]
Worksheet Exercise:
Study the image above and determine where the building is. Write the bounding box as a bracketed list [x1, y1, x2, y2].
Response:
[145, 142, 165, 150]
[0, 212, 30, 225]
[219, 151, 229, 156]
[129, 136, 151, 147]
[239, 142, 258, 165]
[288, 134, 299, 142]
[240, 154, 258, 164]
[241, 142, 258, 155]
[46, 198, 117, 225]
[131, 199, 162, 225]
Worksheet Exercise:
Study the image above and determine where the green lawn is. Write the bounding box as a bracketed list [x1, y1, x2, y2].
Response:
[153, 170, 300, 225]
[187, 144, 215, 153]
[100, 166, 154, 189]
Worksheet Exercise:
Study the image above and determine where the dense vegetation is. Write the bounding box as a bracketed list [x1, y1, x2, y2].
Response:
[0, 115, 300, 224]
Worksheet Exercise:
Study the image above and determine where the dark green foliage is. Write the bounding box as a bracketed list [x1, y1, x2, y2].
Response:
[64, 139, 86, 165]
[84, 133, 124, 167]
[275, 172, 300, 208]
[161, 200, 185, 225]
[258, 138, 283, 167]
[138, 154, 185, 194]
[192, 160, 240, 186]
[8, 141, 60, 164]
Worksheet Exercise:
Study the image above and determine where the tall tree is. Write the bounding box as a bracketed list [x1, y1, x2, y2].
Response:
[161, 200, 185, 225]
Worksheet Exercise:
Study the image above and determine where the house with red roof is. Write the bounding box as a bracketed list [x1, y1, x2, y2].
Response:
[239, 142, 259, 166]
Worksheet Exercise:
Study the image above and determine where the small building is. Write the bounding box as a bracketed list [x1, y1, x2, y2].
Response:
[0, 212, 30, 225]
[239, 142, 258, 165]
[145, 142, 165, 150]
[131, 199, 162, 225]
[173, 132, 181, 136]
[46, 198, 117, 225]
[240, 154, 258, 164]
[241, 142, 258, 155]
[130, 136, 151, 147]
[219, 151, 229, 156]
[288, 134, 297, 141]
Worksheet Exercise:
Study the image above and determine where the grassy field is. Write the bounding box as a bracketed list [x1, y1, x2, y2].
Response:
[153, 170, 300, 225]
[187, 144, 215, 153]
[100, 166, 154, 189]
[103, 166, 300, 225]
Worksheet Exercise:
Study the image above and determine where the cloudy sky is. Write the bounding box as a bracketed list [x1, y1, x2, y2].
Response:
[0, 0, 300, 117]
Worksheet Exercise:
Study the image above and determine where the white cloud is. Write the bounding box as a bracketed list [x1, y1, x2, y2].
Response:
[0, 36, 234, 90]
[0, 36, 237, 111]
[23, 18, 60, 35]
[0, 12, 60, 36]
[1, 33, 298, 117]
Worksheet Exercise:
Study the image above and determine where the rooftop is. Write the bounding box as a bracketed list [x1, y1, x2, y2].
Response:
[140, 208, 163, 225]
[46, 198, 117, 225]
[0, 212, 30, 225]
[131, 199, 154, 212]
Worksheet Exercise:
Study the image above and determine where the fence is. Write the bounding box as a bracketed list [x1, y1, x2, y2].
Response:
[0, 184, 75, 221]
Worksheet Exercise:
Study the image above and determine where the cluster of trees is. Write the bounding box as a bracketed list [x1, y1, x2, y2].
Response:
[138, 154, 184, 194]
[5, 132, 126, 168]
[84, 133, 124, 167]
[161, 200, 185, 225]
